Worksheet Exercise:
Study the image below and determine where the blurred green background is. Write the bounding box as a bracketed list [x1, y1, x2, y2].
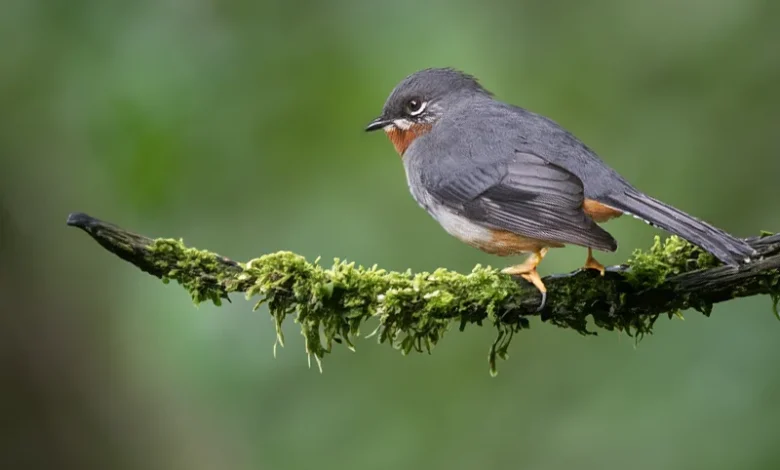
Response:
[2, 0, 779, 469]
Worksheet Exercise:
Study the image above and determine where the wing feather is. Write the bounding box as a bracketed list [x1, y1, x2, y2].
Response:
[426, 151, 617, 251]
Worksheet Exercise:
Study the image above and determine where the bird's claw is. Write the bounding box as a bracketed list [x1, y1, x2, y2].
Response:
[536, 289, 547, 312]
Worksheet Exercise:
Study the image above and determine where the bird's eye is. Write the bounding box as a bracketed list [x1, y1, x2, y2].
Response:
[405, 99, 426, 116]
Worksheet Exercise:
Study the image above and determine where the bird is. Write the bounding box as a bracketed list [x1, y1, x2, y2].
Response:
[365, 67, 755, 308]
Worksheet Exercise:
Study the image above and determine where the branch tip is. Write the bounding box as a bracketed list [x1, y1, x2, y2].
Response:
[66, 212, 97, 230]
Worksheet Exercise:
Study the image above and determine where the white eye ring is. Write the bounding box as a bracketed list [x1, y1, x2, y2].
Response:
[407, 100, 427, 116]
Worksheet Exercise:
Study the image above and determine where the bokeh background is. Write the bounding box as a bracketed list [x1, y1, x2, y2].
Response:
[2, 0, 779, 469]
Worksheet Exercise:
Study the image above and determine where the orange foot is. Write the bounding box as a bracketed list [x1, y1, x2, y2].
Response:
[583, 247, 606, 276]
[502, 248, 548, 311]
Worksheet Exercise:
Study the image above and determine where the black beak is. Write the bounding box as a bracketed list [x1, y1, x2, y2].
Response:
[365, 116, 391, 132]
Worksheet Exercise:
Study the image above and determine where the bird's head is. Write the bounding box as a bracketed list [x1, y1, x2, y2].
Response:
[365, 68, 491, 154]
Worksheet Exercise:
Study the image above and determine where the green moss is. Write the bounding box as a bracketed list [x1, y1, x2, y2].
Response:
[137, 231, 775, 375]
[564, 273, 621, 329]
[240, 254, 524, 374]
[625, 235, 715, 288]
[148, 238, 233, 305]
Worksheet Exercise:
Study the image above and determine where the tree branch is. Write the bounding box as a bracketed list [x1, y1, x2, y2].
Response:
[66, 212, 780, 375]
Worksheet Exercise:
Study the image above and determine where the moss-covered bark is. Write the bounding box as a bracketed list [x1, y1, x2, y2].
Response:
[67, 212, 780, 375]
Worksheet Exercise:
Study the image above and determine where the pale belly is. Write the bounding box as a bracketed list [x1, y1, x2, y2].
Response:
[428, 206, 554, 256]
[430, 206, 493, 245]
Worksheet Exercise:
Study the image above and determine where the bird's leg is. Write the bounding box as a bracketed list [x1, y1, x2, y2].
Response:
[501, 248, 548, 311]
[582, 247, 606, 276]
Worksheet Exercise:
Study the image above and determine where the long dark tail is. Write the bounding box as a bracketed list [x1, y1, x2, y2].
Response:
[600, 190, 755, 266]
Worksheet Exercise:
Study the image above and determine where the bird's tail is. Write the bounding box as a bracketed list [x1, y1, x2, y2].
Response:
[600, 190, 755, 266]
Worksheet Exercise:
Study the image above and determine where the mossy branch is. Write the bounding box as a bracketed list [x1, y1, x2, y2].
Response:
[66, 212, 780, 375]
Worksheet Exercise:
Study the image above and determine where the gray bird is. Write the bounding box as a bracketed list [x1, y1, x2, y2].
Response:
[366, 67, 754, 307]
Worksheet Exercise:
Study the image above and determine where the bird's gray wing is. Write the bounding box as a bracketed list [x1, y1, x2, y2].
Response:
[424, 151, 617, 251]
